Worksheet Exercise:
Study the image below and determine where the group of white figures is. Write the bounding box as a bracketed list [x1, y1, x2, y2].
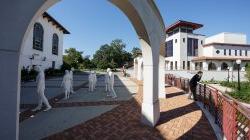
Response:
[88, 68, 117, 98]
[32, 66, 117, 112]
[32, 67, 75, 112]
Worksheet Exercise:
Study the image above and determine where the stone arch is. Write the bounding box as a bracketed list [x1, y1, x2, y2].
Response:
[221, 62, 229, 70]
[208, 62, 217, 70]
[0, 0, 165, 139]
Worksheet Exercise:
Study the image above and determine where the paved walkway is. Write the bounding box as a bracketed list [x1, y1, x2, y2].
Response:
[20, 73, 216, 140]
[47, 78, 215, 139]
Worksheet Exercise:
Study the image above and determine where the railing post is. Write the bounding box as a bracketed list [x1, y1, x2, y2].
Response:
[203, 84, 206, 108]
[214, 90, 219, 124]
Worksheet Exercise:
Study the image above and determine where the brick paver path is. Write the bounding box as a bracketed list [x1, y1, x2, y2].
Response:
[43, 78, 216, 140]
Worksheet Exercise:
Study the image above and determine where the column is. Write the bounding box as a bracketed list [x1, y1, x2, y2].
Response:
[0, 50, 20, 139]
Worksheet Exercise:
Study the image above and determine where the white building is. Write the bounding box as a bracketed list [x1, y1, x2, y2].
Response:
[165, 20, 250, 71]
[21, 12, 70, 70]
[165, 20, 205, 70]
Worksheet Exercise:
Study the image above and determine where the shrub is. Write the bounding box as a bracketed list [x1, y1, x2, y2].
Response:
[245, 65, 250, 82]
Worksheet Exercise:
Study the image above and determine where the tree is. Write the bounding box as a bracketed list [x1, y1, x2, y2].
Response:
[131, 47, 142, 58]
[92, 39, 133, 69]
[63, 48, 84, 69]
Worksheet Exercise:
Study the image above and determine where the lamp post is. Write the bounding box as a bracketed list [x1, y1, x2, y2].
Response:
[236, 59, 241, 90]
[227, 67, 230, 83]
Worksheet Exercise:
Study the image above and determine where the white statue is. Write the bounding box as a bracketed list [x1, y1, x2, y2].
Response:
[70, 67, 74, 93]
[88, 71, 95, 92]
[92, 71, 97, 89]
[108, 70, 117, 98]
[61, 70, 71, 99]
[105, 68, 111, 93]
[32, 66, 52, 112]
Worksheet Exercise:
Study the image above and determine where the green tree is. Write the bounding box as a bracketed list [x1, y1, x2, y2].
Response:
[92, 39, 132, 69]
[131, 47, 142, 58]
[63, 48, 84, 69]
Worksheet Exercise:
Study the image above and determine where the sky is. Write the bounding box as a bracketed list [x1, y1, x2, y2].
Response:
[48, 0, 250, 57]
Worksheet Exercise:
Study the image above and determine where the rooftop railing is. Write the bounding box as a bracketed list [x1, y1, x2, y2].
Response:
[165, 74, 250, 140]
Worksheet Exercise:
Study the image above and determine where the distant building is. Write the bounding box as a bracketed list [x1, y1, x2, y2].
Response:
[165, 20, 250, 71]
[21, 12, 70, 70]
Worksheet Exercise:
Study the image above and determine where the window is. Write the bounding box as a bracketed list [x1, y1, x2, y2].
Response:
[216, 50, 220, 54]
[201, 40, 203, 45]
[165, 40, 173, 57]
[187, 61, 190, 70]
[52, 34, 59, 55]
[175, 39, 177, 43]
[52, 61, 55, 69]
[240, 50, 242, 56]
[183, 38, 185, 43]
[187, 38, 198, 56]
[235, 50, 237, 56]
[33, 23, 44, 51]
[183, 61, 185, 70]
[175, 61, 177, 70]
[229, 49, 231, 56]
[246, 50, 248, 56]
[170, 62, 173, 70]
[224, 49, 226, 55]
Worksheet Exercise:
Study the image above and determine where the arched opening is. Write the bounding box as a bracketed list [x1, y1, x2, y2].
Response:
[208, 62, 217, 70]
[0, 0, 165, 139]
[221, 62, 229, 70]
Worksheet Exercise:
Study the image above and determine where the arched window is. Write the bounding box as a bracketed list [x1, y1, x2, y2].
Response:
[221, 62, 229, 70]
[33, 23, 44, 51]
[208, 62, 217, 70]
[52, 34, 59, 55]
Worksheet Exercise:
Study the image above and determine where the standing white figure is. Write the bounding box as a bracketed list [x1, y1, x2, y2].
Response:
[61, 70, 71, 99]
[88, 71, 94, 92]
[108, 70, 117, 98]
[105, 68, 111, 94]
[32, 66, 52, 112]
[93, 71, 97, 89]
[70, 67, 74, 94]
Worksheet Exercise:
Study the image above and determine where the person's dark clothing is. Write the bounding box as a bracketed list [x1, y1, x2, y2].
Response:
[189, 74, 201, 101]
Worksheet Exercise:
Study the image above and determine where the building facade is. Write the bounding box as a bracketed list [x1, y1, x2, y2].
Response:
[21, 12, 70, 70]
[165, 20, 250, 71]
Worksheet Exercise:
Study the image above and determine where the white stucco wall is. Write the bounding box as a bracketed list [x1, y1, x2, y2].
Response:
[205, 32, 247, 44]
[20, 15, 65, 70]
[165, 32, 205, 70]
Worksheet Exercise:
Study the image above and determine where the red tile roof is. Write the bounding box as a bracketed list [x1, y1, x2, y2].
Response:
[166, 20, 203, 33]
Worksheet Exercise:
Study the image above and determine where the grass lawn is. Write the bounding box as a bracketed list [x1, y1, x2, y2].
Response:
[220, 81, 250, 104]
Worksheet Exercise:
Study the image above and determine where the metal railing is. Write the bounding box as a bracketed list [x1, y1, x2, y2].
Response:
[166, 74, 250, 140]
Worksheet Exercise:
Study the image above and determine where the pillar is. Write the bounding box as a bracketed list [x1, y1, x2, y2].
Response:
[134, 59, 138, 78]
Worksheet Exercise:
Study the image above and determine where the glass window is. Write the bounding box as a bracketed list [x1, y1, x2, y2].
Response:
[165, 40, 173, 57]
[246, 50, 248, 56]
[187, 38, 198, 56]
[201, 40, 203, 45]
[224, 49, 226, 55]
[240, 50, 242, 56]
[175, 39, 177, 43]
[183, 38, 185, 43]
[33, 23, 44, 51]
[235, 50, 237, 56]
[187, 61, 190, 70]
[175, 61, 177, 70]
[52, 34, 59, 55]
[170, 61, 173, 70]
[183, 61, 185, 70]
[229, 49, 231, 56]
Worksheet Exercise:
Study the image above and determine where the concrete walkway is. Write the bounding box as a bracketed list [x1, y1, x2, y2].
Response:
[19, 73, 137, 140]
[34, 76, 216, 140]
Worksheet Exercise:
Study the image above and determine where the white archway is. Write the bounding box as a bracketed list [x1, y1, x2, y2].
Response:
[0, 0, 166, 139]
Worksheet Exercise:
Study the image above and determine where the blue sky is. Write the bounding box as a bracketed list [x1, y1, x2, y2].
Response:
[48, 0, 250, 57]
